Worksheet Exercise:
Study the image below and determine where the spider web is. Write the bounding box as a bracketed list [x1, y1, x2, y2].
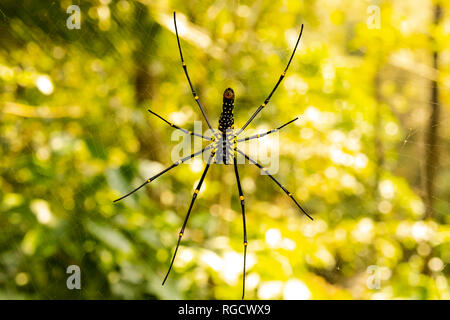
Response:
[1, 0, 449, 300]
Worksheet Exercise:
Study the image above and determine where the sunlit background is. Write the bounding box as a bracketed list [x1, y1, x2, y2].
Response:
[0, 0, 449, 299]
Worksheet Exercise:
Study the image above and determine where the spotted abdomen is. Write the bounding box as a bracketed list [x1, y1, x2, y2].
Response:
[218, 88, 235, 133]
[217, 88, 235, 164]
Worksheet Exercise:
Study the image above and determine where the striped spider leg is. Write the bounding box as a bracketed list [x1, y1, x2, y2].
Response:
[231, 120, 312, 299]
[173, 12, 213, 131]
[232, 136, 248, 300]
[113, 144, 213, 203]
[162, 148, 216, 285]
[236, 117, 299, 142]
[235, 148, 313, 221]
[148, 109, 213, 141]
[235, 24, 304, 136]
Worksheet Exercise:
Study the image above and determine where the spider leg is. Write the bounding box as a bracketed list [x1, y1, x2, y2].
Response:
[148, 109, 213, 141]
[113, 145, 212, 203]
[233, 152, 248, 300]
[162, 150, 215, 285]
[236, 24, 304, 136]
[236, 148, 313, 220]
[173, 12, 213, 130]
[237, 117, 298, 142]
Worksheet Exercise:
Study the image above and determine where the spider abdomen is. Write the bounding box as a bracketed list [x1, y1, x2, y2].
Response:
[218, 88, 235, 133]
[218, 88, 235, 164]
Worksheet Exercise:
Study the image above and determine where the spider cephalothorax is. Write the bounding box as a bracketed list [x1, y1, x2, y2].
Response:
[114, 12, 311, 299]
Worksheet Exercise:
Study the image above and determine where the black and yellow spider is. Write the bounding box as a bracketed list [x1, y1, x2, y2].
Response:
[114, 12, 312, 299]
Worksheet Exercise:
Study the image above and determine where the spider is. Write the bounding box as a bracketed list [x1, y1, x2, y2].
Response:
[114, 12, 312, 299]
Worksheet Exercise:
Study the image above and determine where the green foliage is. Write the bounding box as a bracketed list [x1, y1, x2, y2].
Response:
[0, 0, 449, 299]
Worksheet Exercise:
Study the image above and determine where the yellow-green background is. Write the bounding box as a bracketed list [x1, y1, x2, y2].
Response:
[0, 0, 449, 299]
